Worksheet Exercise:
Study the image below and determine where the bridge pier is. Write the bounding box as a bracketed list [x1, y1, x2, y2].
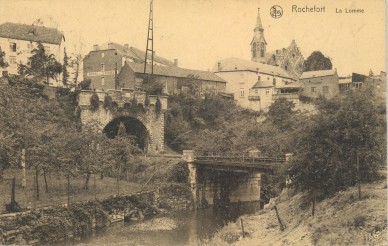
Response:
[183, 150, 267, 209]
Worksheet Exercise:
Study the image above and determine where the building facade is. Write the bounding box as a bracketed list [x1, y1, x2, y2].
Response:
[83, 42, 177, 91]
[118, 62, 226, 95]
[0, 22, 65, 86]
[213, 57, 298, 111]
[299, 69, 339, 99]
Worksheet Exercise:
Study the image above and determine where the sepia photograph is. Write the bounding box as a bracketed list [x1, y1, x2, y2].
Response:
[0, 0, 386, 245]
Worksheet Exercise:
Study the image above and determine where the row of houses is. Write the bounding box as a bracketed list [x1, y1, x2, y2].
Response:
[0, 21, 385, 113]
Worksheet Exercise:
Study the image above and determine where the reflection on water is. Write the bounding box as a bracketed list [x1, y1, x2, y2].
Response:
[75, 202, 260, 246]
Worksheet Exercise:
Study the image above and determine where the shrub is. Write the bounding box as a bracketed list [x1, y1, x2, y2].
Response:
[103, 94, 113, 110]
[155, 97, 162, 114]
[89, 92, 99, 111]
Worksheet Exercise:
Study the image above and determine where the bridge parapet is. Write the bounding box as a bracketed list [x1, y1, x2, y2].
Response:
[78, 89, 167, 110]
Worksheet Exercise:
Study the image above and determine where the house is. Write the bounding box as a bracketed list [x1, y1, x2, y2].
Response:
[117, 62, 226, 95]
[212, 57, 298, 111]
[299, 69, 339, 99]
[0, 22, 65, 86]
[83, 42, 177, 91]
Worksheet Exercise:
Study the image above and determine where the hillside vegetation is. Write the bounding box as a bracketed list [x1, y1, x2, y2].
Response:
[206, 177, 387, 246]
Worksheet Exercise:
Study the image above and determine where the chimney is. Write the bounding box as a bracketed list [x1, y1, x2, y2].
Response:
[93, 44, 99, 51]
[217, 62, 221, 72]
[124, 44, 129, 50]
[174, 59, 179, 67]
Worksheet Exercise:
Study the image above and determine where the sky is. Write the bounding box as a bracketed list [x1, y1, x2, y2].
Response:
[0, 0, 386, 76]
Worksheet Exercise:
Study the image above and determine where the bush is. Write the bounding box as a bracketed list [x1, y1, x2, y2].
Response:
[167, 161, 189, 183]
[103, 94, 113, 110]
[89, 92, 99, 111]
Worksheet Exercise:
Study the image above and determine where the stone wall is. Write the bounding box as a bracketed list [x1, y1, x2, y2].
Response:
[78, 90, 167, 153]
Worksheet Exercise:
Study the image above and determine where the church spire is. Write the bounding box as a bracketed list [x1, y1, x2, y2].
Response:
[251, 7, 267, 62]
[254, 8, 264, 32]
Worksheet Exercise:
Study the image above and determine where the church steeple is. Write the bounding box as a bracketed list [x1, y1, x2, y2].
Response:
[254, 8, 264, 32]
[251, 8, 267, 62]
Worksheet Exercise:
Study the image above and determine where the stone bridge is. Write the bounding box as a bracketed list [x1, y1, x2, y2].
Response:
[183, 150, 292, 209]
[78, 89, 167, 153]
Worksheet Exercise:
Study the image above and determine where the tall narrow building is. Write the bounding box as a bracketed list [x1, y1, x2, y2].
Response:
[251, 8, 267, 63]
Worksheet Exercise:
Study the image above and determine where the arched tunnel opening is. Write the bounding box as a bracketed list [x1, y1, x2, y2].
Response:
[103, 116, 149, 152]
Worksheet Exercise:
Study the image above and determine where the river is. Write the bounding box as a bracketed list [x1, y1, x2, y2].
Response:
[73, 202, 260, 246]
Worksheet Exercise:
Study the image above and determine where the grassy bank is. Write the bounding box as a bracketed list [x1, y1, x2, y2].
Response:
[206, 178, 387, 245]
[0, 168, 142, 214]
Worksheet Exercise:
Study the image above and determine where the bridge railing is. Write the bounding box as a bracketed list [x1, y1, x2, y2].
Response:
[195, 152, 286, 163]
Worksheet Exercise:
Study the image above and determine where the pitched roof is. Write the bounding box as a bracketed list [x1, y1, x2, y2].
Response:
[300, 70, 337, 79]
[212, 57, 295, 80]
[125, 62, 226, 83]
[0, 22, 64, 45]
[98, 42, 176, 67]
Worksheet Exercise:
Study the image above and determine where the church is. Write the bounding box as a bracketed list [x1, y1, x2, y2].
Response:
[250, 8, 305, 79]
[213, 8, 305, 112]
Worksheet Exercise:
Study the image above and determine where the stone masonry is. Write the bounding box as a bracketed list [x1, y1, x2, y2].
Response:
[78, 89, 167, 153]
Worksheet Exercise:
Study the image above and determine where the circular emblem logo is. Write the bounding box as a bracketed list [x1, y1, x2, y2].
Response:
[270, 5, 283, 19]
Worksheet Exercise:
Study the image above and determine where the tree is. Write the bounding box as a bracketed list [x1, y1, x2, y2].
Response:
[369, 69, 375, 77]
[62, 47, 69, 85]
[266, 98, 296, 131]
[20, 42, 62, 84]
[304, 51, 332, 72]
[0, 48, 8, 69]
[287, 88, 385, 212]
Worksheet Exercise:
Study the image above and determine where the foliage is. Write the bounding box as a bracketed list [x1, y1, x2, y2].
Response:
[167, 161, 189, 183]
[144, 94, 150, 107]
[266, 98, 296, 131]
[62, 47, 69, 85]
[103, 94, 113, 110]
[19, 42, 62, 84]
[304, 51, 333, 72]
[77, 79, 92, 90]
[0, 49, 8, 69]
[155, 96, 162, 114]
[89, 92, 99, 111]
[286, 88, 385, 202]
[142, 75, 164, 95]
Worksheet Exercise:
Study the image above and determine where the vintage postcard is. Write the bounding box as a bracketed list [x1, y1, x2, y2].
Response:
[0, 0, 386, 245]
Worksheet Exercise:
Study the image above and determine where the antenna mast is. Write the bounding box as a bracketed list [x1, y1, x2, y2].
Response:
[144, 0, 154, 75]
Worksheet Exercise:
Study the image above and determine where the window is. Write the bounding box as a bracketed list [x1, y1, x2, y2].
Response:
[101, 52, 105, 58]
[266, 90, 270, 95]
[240, 89, 245, 97]
[101, 77, 105, 85]
[311, 87, 316, 93]
[323, 86, 329, 94]
[101, 64, 105, 72]
[273, 77, 276, 85]
[9, 42, 16, 52]
[255, 89, 258, 95]
[9, 56, 16, 66]
[252, 43, 256, 57]
[260, 43, 264, 57]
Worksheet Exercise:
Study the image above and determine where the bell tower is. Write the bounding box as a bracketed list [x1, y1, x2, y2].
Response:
[251, 8, 267, 62]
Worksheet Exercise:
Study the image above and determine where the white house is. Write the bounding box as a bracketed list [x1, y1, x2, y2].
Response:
[212, 57, 299, 111]
[0, 22, 65, 87]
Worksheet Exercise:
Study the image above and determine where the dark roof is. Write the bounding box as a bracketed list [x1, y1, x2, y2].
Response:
[300, 70, 337, 79]
[125, 62, 226, 83]
[97, 43, 176, 67]
[213, 57, 295, 80]
[0, 22, 64, 45]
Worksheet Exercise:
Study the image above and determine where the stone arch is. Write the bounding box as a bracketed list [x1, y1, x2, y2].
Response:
[103, 116, 150, 152]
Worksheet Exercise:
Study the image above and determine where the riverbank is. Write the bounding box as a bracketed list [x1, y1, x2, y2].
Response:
[0, 192, 158, 245]
[206, 179, 387, 245]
